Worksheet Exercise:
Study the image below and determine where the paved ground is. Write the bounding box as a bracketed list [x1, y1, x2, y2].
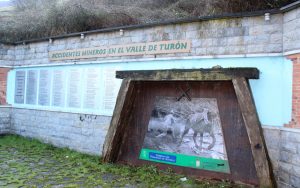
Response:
[0, 135, 242, 188]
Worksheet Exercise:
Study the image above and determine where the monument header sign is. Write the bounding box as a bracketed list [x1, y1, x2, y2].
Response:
[49, 40, 191, 61]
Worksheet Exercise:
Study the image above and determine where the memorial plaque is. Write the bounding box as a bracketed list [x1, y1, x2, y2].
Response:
[38, 69, 51, 106]
[26, 70, 38, 105]
[52, 70, 66, 107]
[139, 97, 229, 173]
[102, 69, 120, 112]
[67, 69, 82, 108]
[14, 71, 26, 104]
[84, 68, 101, 109]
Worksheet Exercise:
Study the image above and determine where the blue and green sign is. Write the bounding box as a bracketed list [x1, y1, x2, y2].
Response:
[140, 149, 230, 173]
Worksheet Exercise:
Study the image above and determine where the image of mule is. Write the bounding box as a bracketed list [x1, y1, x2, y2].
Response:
[142, 97, 228, 160]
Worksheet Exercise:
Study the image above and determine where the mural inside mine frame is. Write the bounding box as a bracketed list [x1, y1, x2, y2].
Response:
[139, 97, 230, 173]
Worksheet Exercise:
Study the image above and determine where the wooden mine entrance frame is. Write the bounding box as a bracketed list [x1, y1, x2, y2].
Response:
[102, 68, 275, 187]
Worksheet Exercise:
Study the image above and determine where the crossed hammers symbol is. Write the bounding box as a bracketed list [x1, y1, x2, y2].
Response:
[176, 85, 191, 101]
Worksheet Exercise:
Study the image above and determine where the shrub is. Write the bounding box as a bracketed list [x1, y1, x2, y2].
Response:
[0, 0, 297, 43]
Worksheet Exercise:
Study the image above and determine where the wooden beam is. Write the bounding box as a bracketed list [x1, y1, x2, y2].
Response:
[116, 68, 259, 81]
[102, 79, 135, 162]
[232, 77, 274, 187]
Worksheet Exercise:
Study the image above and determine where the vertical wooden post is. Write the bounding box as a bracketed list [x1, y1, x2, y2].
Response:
[102, 79, 135, 162]
[232, 77, 274, 187]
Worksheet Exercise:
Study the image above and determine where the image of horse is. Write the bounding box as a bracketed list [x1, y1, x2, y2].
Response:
[154, 113, 178, 141]
[177, 109, 216, 150]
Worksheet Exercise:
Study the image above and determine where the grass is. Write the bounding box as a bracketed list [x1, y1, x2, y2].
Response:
[0, 135, 245, 187]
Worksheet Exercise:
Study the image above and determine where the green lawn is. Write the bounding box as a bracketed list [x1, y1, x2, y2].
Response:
[0, 135, 244, 188]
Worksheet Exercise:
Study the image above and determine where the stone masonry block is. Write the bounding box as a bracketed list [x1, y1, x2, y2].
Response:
[270, 34, 283, 44]
[284, 31, 300, 42]
[297, 8, 300, 18]
[186, 23, 200, 31]
[249, 26, 264, 36]
[277, 181, 292, 188]
[192, 39, 202, 48]
[81, 128, 94, 136]
[270, 14, 283, 25]
[281, 131, 300, 143]
[280, 150, 293, 163]
[247, 44, 265, 53]
[227, 36, 244, 46]
[279, 162, 293, 173]
[264, 24, 283, 34]
[206, 47, 219, 55]
[212, 37, 228, 46]
[186, 30, 199, 39]
[0, 112, 10, 118]
[0, 117, 10, 124]
[200, 38, 213, 47]
[278, 162, 292, 184]
[171, 32, 186, 40]
[284, 19, 300, 33]
[268, 149, 279, 170]
[250, 17, 267, 26]
[264, 43, 283, 53]
[291, 153, 300, 166]
[230, 46, 247, 54]
[290, 175, 300, 188]
[244, 35, 270, 45]
[264, 128, 280, 149]
[292, 166, 300, 177]
[278, 167, 291, 184]
[121, 37, 132, 44]
[224, 27, 248, 37]
[201, 29, 222, 38]
[284, 40, 300, 52]
[281, 141, 298, 154]
[284, 9, 298, 23]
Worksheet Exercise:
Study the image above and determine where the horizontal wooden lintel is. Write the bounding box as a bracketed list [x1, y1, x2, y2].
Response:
[116, 68, 259, 81]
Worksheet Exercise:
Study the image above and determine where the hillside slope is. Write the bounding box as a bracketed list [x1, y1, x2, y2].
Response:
[0, 0, 297, 43]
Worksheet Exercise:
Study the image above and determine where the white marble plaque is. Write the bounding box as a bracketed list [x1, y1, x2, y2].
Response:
[52, 70, 66, 107]
[38, 69, 52, 106]
[102, 69, 120, 112]
[14, 71, 26, 104]
[67, 69, 82, 108]
[26, 70, 38, 105]
[84, 68, 101, 109]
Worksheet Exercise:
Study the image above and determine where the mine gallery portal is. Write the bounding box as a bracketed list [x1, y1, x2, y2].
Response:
[103, 68, 274, 187]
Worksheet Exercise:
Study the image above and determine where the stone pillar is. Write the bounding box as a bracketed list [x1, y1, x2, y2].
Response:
[0, 68, 10, 105]
[286, 54, 300, 129]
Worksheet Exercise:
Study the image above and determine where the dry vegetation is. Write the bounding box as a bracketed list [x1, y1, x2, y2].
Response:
[0, 0, 297, 43]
